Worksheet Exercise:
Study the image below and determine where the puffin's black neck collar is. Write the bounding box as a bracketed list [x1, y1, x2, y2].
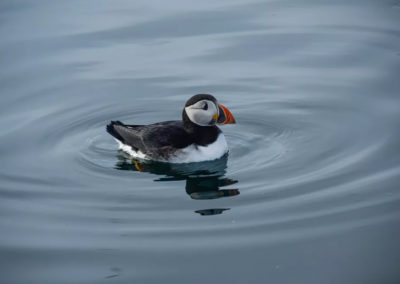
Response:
[182, 109, 220, 146]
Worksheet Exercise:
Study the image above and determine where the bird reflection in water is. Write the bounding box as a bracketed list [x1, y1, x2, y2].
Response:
[115, 152, 239, 216]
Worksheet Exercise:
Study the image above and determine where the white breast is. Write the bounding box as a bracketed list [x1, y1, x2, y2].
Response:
[170, 134, 228, 163]
[115, 134, 229, 163]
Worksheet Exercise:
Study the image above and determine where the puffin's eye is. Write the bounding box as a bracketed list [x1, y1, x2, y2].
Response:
[203, 102, 208, 110]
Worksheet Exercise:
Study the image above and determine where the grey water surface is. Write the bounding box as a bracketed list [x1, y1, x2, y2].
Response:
[1, 0, 400, 283]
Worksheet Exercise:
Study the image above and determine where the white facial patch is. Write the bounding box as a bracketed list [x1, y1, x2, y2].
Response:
[185, 99, 218, 126]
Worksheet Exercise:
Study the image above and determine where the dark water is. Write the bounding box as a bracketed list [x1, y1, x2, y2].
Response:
[1, 0, 400, 283]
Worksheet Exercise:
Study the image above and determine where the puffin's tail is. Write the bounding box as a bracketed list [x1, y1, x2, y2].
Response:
[106, 121, 125, 142]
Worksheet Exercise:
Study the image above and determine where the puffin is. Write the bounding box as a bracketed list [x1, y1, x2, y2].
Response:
[106, 94, 236, 163]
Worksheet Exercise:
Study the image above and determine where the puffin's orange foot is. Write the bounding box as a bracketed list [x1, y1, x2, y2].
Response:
[133, 160, 143, 172]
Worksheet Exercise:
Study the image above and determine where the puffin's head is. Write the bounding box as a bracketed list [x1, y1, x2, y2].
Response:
[183, 94, 236, 126]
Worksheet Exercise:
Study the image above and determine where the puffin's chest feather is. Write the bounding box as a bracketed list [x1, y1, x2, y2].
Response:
[170, 134, 228, 163]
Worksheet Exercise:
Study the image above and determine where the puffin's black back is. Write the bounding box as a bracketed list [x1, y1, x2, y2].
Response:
[107, 120, 190, 150]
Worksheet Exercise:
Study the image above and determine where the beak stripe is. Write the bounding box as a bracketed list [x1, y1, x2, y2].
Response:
[217, 104, 236, 125]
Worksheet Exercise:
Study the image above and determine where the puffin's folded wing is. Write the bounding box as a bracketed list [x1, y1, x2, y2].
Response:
[140, 122, 192, 149]
[106, 121, 145, 151]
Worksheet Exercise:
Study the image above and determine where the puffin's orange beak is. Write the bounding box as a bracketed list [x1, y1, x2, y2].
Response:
[217, 103, 236, 125]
